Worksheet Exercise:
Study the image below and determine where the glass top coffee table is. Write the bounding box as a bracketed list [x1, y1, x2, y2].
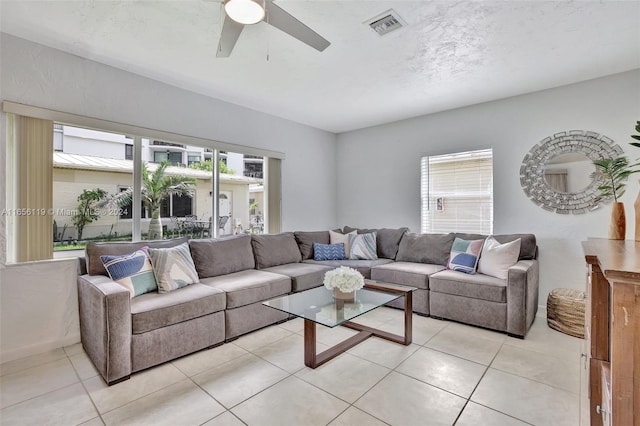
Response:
[263, 280, 416, 369]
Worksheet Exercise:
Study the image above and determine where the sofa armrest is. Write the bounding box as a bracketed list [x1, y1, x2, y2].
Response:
[506, 259, 539, 338]
[77, 274, 132, 385]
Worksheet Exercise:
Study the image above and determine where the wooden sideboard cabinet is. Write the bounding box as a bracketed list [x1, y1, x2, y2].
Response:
[583, 238, 640, 426]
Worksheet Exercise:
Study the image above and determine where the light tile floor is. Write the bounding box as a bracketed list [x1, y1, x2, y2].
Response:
[0, 310, 583, 425]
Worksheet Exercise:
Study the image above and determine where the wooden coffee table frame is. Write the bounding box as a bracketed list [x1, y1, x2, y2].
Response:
[304, 281, 413, 369]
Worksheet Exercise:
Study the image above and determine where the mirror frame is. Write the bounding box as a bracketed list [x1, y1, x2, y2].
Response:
[520, 130, 623, 214]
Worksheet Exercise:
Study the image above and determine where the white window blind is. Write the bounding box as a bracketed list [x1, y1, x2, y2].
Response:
[421, 149, 493, 234]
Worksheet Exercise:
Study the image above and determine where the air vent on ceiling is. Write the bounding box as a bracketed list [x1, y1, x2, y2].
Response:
[365, 9, 407, 36]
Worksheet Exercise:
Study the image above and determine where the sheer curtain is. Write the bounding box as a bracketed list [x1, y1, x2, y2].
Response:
[544, 169, 568, 193]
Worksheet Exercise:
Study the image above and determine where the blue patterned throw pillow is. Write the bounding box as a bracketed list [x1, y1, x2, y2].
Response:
[447, 237, 485, 274]
[148, 242, 199, 293]
[313, 243, 346, 261]
[101, 248, 158, 298]
[349, 232, 378, 260]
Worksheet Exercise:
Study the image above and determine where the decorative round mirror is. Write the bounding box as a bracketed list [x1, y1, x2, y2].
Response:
[520, 131, 623, 214]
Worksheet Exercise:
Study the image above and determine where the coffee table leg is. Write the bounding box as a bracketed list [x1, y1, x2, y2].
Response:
[404, 291, 413, 344]
[304, 319, 317, 368]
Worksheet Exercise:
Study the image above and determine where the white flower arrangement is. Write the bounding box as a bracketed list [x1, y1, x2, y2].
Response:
[323, 266, 365, 293]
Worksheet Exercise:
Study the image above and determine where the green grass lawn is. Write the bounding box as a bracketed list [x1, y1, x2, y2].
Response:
[54, 243, 87, 251]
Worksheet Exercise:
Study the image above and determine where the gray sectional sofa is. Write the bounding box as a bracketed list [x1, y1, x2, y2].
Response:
[77, 227, 538, 385]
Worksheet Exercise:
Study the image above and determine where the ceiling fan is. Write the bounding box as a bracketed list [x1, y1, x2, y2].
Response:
[217, 0, 331, 57]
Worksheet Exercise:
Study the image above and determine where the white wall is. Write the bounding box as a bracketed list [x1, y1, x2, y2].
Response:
[0, 34, 337, 361]
[336, 69, 640, 306]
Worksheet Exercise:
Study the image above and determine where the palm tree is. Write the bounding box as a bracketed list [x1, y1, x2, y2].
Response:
[106, 161, 196, 239]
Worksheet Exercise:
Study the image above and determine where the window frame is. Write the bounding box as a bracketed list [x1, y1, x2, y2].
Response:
[420, 148, 494, 235]
[3, 101, 284, 262]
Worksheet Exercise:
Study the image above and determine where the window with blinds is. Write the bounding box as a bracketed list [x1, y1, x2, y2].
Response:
[420, 149, 493, 234]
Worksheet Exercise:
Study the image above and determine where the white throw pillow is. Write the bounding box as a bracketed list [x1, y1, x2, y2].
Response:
[477, 237, 521, 280]
[329, 230, 357, 258]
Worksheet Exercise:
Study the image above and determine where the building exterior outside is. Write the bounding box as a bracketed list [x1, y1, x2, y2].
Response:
[52, 126, 264, 245]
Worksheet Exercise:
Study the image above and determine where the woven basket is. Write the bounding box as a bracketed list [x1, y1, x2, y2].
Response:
[547, 288, 586, 338]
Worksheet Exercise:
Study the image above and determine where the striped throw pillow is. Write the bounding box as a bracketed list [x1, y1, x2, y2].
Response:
[148, 242, 199, 293]
[100, 248, 157, 298]
[349, 232, 378, 260]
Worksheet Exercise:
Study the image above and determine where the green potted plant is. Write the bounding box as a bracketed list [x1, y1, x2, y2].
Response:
[592, 131, 640, 239]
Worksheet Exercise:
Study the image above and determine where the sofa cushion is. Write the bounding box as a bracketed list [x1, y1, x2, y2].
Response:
[370, 261, 445, 290]
[130, 283, 226, 334]
[477, 237, 521, 279]
[86, 237, 188, 276]
[189, 235, 255, 278]
[201, 270, 291, 308]
[396, 233, 455, 266]
[429, 269, 507, 303]
[100, 248, 157, 298]
[343, 226, 408, 259]
[455, 233, 536, 261]
[303, 258, 393, 279]
[349, 232, 378, 260]
[252, 233, 302, 269]
[149, 242, 200, 293]
[294, 231, 330, 260]
[263, 263, 333, 292]
[313, 243, 346, 261]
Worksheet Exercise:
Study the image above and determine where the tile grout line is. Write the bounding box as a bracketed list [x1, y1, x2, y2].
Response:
[451, 336, 505, 425]
[65, 347, 104, 426]
[2, 314, 581, 425]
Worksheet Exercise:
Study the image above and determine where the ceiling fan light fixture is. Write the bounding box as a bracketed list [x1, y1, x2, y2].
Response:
[224, 0, 265, 25]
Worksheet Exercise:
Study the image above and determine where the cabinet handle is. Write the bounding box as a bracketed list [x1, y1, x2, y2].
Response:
[596, 405, 607, 415]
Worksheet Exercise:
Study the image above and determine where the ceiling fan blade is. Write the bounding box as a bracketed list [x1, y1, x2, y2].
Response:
[265, 2, 330, 52]
[217, 14, 245, 57]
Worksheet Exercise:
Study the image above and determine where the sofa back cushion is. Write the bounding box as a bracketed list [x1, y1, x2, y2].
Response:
[86, 237, 188, 276]
[396, 233, 455, 265]
[455, 233, 537, 260]
[294, 231, 330, 260]
[252, 232, 302, 269]
[189, 234, 255, 278]
[494, 234, 537, 260]
[342, 226, 408, 259]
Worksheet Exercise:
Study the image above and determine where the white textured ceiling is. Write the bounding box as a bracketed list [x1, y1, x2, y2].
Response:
[1, 1, 639, 133]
